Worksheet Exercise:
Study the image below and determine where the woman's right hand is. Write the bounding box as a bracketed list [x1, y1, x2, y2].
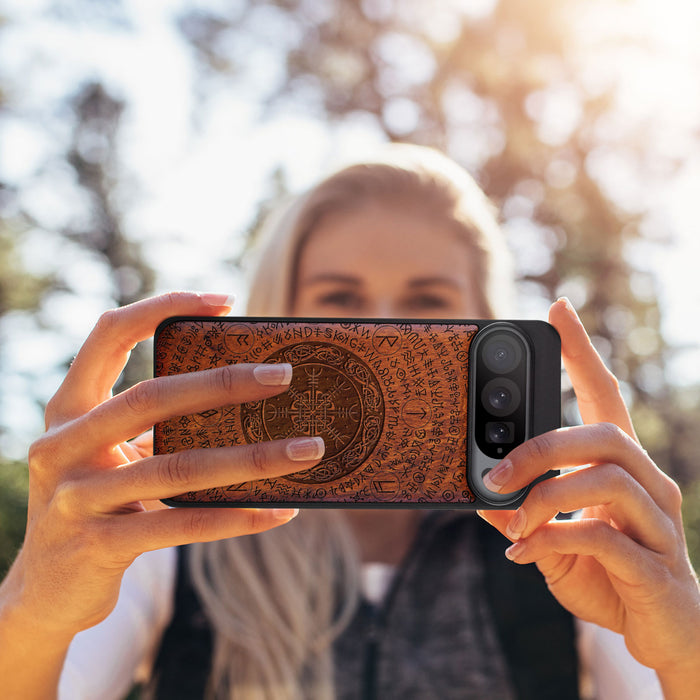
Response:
[1, 292, 324, 642]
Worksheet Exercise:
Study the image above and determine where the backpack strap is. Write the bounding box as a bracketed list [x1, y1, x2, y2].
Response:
[477, 516, 580, 700]
[149, 523, 580, 700]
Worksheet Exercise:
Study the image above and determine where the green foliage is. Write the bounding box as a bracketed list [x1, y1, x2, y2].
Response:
[176, 0, 696, 489]
[0, 2, 698, 546]
[0, 460, 28, 577]
[682, 478, 700, 572]
[0, 221, 54, 316]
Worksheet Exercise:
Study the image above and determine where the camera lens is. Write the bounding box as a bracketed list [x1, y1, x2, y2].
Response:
[486, 421, 514, 444]
[489, 387, 510, 411]
[481, 378, 521, 417]
[482, 334, 523, 374]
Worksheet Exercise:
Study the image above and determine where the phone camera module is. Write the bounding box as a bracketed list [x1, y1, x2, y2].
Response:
[482, 334, 522, 374]
[471, 323, 531, 464]
[486, 421, 515, 444]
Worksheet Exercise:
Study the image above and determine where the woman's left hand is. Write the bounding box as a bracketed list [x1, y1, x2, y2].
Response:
[478, 298, 700, 696]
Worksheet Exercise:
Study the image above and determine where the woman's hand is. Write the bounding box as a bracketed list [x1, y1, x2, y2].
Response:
[478, 298, 700, 696]
[1, 292, 325, 645]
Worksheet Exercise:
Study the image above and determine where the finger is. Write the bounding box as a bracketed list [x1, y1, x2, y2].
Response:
[483, 423, 681, 515]
[127, 430, 153, 459]
[119, 431, 153, 461]
[120, 441, 144, 462]
[67, 362, 293, 455]
[548, 298, 636, 439]
[476, 509, 516, 540]
[503, 464, 676, 554]
[87, 437, 325, 507]
[109, 506, 301, 558]
[47, 292, 235, 423]
[503, 517, 663, 588]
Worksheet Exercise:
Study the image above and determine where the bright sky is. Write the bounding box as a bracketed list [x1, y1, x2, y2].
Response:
[1, 0, 699, 456]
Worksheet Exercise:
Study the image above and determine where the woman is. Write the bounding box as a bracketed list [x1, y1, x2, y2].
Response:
[0, 145, 697, 699]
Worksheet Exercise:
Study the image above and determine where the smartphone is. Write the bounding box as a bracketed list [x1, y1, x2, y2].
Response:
[153, 317, 560, 509]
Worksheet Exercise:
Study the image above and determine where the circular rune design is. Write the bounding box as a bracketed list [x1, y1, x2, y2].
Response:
[240, 342, 384, 484]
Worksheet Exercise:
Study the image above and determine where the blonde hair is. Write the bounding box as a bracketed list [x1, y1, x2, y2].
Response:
[189, 512, 359, 700]
[246, 143, 514, 317]
[188, 144, 514, 699]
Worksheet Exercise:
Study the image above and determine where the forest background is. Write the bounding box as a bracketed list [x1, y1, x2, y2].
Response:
[1, 0, 700, 574]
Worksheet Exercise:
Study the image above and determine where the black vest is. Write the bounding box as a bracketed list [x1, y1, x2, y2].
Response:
[148, 514, 579, 699]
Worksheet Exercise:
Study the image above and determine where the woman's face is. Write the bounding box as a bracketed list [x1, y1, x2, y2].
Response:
[293, 202, 485, 319]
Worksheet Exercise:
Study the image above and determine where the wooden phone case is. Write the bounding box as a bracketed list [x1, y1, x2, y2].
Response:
[153, 317, 558, 508]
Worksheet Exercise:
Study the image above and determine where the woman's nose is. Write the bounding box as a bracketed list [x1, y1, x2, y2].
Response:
[366, 300, 400, 318]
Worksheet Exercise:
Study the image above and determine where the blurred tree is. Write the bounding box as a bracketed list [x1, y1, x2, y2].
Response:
[0, 195, 54, 316]
[0, 460, 28, 577]
[0, 12, 43, 572]
[0, 197, 50, 572]
[176, 0, 700, 494]
[682, 477, 700, 571]
[1, 0, 699, 574]
[0, 191, 45, 578]
[61, 80, 156, 391]
[0, 30, 155, 569]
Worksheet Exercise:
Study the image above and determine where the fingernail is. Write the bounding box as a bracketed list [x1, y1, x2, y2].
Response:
[506, 509, 527, 540]
[273, 508, 299, 521]
[254, 363, 293, 386]
[557, 296, 578, 319]
[483, 460, 512, 493]
[198, 293, 236, 309]
[286, 437, 325, 462]
[505, 541, 527, 561]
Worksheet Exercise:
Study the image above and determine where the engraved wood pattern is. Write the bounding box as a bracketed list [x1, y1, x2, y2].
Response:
[154, 319, 478, 505]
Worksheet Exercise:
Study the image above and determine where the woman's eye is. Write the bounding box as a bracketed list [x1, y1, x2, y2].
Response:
[316, 291, 365, 310]
[403, 295, 450, 311]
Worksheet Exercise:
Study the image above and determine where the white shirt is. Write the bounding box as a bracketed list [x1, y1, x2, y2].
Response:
[59, 548, 176, 700]
[59, 548, 663, 700]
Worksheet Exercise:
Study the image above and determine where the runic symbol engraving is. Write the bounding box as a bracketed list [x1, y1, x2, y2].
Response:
[266, 367, 361, 449]
[242, 342, 384, 484]
[224, 324, 254, 354]
[401, 398, 431, 427]
[372, 480, 396, 493]
[192, 407, 222, 426]
[224, 482, 250, 493]
[372, 325, 402, 355]
[375, 334, 399, 348]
